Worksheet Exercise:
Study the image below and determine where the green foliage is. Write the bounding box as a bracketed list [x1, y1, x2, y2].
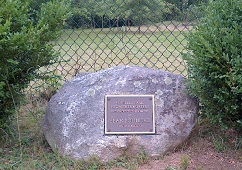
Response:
[212, 134, 228, 152]
[67, 0, 195, 29]
[180, 154, 190, 170]
[0, 0, 71, 128]
[136, 146, 149, 165]
[183, 0, 242, 130]
[164, 0, 208, 11]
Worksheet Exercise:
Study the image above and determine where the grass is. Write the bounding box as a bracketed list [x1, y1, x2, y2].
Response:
[50, 24, 188, 80]
[180, 154, 190, 170]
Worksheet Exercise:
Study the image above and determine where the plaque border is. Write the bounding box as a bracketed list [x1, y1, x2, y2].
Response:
[104, 94, 155, 135]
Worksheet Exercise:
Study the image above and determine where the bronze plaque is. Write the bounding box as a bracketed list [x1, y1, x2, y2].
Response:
[105, 95, 155, 135]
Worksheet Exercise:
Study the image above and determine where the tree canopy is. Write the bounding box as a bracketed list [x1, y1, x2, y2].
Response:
[67, 0, 206, 29]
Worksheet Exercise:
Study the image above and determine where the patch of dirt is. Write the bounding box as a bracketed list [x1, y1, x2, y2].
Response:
[112, 124, 242, 170]
[139, 140, 242, 170]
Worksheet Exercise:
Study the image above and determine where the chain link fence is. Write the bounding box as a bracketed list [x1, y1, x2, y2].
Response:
[28, 0, 205, 99]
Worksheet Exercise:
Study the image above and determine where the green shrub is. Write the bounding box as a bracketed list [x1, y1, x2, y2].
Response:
[183, 4, 206, 21]
[183, 0, 242, 130]
[0, 0, 70, 128]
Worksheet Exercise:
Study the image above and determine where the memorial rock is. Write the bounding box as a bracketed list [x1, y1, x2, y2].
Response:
[42, 66, 198, 162]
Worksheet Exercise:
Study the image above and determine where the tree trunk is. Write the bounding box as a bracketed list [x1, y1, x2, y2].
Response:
[126, 19, 131, 32]
[93, 16, 95, 29]
[101, 15, 104, 30]
[109, 19, 111, 31]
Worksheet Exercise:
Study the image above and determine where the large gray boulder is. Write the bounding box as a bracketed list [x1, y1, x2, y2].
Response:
[42, 66, 198, 162]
